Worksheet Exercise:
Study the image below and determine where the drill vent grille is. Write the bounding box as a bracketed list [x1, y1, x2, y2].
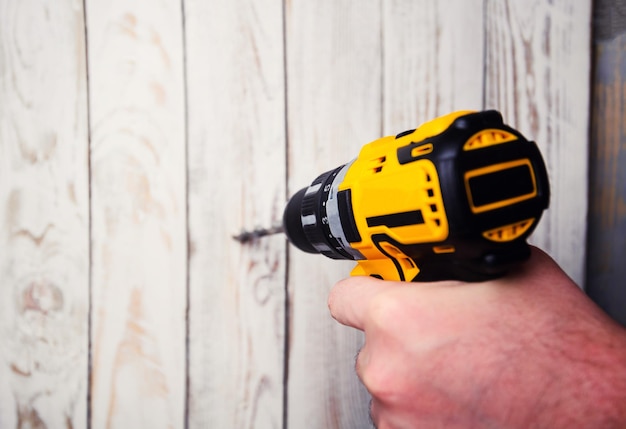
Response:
[371, 156, 386, 173]
[482, 218, 535, 242]
[464, 129, 517, 151]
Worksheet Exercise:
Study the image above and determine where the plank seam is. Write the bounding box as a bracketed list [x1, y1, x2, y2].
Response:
[379, 0, 385, 136]
[82, 0, 94, 427]
[282, 0, 290, 428]
[180, 0, 191, 427]
[481, 0, 487, 109]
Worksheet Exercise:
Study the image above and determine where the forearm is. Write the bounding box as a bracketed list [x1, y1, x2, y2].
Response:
[480, 310, 626, 428]
[542, 325, 626, 428]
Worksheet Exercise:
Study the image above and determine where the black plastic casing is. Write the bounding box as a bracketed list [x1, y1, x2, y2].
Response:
[391, 110, 550, 281]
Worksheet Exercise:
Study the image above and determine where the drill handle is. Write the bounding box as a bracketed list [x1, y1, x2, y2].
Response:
[351, 258, 419, 282]
[350, 241, 531, 282]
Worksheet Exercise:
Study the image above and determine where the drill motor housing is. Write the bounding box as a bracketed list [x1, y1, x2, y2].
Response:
[283, 110, 550, 282]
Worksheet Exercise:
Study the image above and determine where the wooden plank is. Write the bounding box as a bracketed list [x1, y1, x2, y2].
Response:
[484, 0, 592, 286]
[0, 0, 90, 427]
[586, 13, 626, 326]
[184, 0, 286, 427]
[85, 1, 187, 427]
[285, 2, 381, 428]
[383, 0, 484, 131]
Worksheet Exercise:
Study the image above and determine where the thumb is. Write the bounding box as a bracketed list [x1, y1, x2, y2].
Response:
[328, 276, 390, 330]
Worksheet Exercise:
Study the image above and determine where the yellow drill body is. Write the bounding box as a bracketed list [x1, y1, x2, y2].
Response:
[282, 110, 550, 282]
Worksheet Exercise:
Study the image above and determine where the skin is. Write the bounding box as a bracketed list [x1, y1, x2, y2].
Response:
[328, 247, 626, 429]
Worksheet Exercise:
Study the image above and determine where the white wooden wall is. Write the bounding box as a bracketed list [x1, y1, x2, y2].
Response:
[0, 1, 591, 428]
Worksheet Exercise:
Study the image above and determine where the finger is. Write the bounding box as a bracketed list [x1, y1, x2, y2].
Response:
[369, 398, 379, 427]
[328, 276, 389, 330]
[355, 344, 370, 383]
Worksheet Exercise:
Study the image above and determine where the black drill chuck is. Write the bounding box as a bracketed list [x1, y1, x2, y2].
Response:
[282, 187, 317, 254]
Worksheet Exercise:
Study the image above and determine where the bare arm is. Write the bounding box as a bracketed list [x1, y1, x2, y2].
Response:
[328, 247, 626, 429]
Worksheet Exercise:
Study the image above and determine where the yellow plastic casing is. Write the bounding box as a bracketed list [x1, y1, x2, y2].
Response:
[339, 111, 474, 281]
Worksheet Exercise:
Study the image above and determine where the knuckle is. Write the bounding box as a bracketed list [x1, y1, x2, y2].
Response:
[359, 356, 396, 400]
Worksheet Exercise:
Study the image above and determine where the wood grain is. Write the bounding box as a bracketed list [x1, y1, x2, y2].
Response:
[484, 0, 592, 286]
[184, 0, 287, 427]
[586, 30, 626, 326]
[0, 1, 600, 427]
[85, 1, 187, 427]
[383, 0, 484, 132]
[285, 2, 381, 428]
[0, 0, 90, 427]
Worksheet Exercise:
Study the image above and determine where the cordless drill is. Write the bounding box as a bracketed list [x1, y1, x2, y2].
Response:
[239, 110, 550, 282]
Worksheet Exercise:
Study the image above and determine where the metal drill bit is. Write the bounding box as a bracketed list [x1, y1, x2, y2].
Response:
[232, 224, 285, 244]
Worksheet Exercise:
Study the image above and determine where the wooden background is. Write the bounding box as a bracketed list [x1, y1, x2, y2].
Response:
[587, 0, 626, 327]
[0, 0, 609, 427]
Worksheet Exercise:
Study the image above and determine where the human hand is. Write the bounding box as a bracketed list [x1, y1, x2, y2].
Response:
[328, 247, 626, 429]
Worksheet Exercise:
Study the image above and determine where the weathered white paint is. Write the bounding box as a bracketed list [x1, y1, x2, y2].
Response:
[485, 0, 591, 286]
[285, 2, 382, 428]
[0, 0, 90, 427]
[0, 0, 593, 427]
[86, 0, 187, 427]
[383, 0, 485, 130]
[185, 0, 287, 427]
